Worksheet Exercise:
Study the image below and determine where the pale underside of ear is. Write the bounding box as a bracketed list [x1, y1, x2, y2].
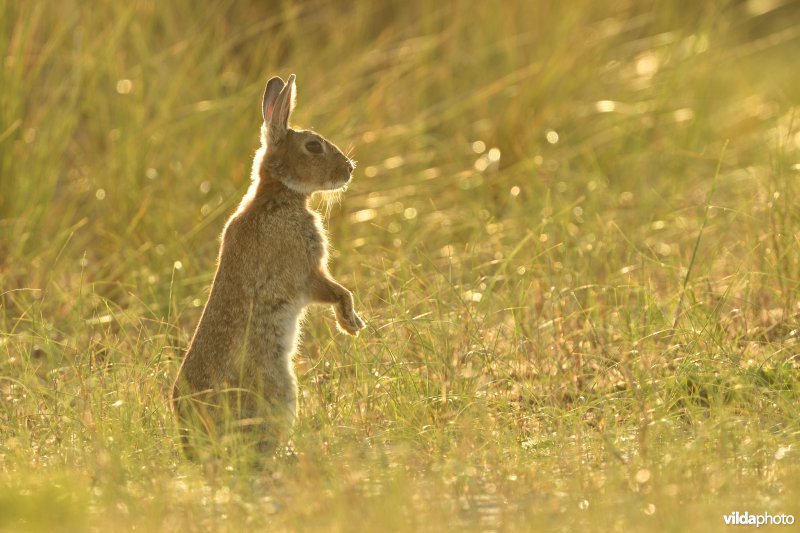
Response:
[262, 74, 296, 142]
[262, 76, 285, 124]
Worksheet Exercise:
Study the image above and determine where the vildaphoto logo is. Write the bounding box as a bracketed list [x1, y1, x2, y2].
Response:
[723, 512, 795, 527]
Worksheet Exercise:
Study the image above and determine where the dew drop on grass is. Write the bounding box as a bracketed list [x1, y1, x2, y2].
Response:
[116, 79, 132, 94]
[635, 469, 651, 484]
[673, 108, 694, 122]
[656, 243, 672, 256]
[95, 188, 106, 200]
[422, 167, 441, 179]
[352, 209, 377, 223]
[384, 155, 404, 169]
[775, 446, 791, 460]
[595, 100, 616, 113]
[643, 503, 656, 515]
[579, 499, 589, 510]
[635, 52, 659, 78]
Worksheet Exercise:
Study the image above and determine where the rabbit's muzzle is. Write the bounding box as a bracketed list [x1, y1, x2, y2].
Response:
[333, 158, 355, 184]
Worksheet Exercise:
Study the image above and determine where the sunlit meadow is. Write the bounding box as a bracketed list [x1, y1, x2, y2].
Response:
[2, 1, 800, 531]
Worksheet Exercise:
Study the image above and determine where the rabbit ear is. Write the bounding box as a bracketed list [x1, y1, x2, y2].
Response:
[262, 76, 285, 124]
[272, 73, 296, 134]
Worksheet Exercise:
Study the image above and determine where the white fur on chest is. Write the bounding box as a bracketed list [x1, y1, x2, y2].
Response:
[278, 298, 308, 367]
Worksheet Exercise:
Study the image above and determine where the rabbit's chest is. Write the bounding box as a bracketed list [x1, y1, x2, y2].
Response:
[303, 223, 328, 264]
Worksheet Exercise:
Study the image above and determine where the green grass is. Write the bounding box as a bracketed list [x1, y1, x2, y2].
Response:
[2, 0, 800, 530]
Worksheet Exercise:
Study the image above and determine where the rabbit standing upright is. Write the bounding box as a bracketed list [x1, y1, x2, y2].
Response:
[172, 74, 365, 450]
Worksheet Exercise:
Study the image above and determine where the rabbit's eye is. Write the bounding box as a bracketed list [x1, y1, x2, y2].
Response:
[305, 140, 323, 154]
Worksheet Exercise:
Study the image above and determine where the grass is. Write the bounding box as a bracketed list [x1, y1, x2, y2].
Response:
[2, 0, 800, 530]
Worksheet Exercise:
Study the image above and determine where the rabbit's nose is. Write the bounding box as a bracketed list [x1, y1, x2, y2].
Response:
[338, 161, 354, 177]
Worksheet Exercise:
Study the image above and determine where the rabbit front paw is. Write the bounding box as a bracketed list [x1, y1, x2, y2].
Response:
[336, 307, 365, 336]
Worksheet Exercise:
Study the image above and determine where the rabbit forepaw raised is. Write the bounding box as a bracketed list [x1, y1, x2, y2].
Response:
[337, 308, 365, 336]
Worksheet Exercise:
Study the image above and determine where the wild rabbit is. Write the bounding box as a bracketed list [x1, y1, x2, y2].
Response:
[172, 74, 364, 452]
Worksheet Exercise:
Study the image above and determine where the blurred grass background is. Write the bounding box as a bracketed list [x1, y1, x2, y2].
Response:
[1, 0, 800, 530]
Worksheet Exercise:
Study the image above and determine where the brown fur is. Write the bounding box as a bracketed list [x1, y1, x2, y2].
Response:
[171, 74, 364, 450]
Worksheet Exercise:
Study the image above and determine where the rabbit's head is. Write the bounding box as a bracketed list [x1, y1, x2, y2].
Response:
[260, 74, 355, 195]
